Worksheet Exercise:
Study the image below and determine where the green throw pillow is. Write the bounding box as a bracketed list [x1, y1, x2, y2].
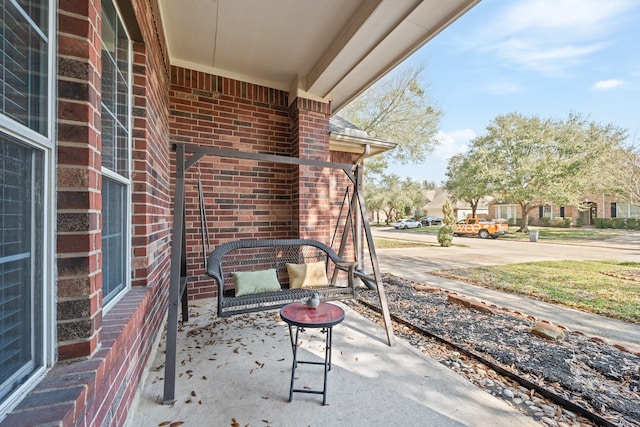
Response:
[232, 269, 281, 296]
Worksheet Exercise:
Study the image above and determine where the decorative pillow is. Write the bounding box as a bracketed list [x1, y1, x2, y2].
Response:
[286, 261, 329, 289]
[232, 269, 281, 297]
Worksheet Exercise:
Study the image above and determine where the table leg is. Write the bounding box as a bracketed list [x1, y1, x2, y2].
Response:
[322, 327, 332, 405]
[288, 325, 301, 402]
[287, 326, 334, 405]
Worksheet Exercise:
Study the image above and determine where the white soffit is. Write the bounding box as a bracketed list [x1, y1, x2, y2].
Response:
[158, 0, 479, 110]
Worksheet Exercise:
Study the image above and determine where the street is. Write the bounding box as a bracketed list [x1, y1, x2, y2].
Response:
[371, 227, 639, 272]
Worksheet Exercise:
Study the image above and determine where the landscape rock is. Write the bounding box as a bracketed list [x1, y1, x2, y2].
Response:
[531, 321, 565, 340]
[447, 294, 495, 315]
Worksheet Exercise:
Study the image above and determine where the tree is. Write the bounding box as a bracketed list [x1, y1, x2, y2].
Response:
[339, 63, 443, 170]
[363, 181, 385, 224]
[364, 174, 425, 223]
[602, 141, 640, 204]
[445, 154, 490, 218]
[437, 200, 456, 247]
[468, 113, 626, 232]
[422, 179, 438, 190]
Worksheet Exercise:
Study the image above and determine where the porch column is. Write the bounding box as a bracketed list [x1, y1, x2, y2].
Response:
[289, 97, 332, 242]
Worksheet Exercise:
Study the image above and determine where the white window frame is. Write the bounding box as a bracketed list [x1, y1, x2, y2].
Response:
[100, 0, 133, 313]
[542, 205, 553, 219]
[0, 0, 56, 417]
[494, 204, 516, 220]
[617, 202, 640, 219]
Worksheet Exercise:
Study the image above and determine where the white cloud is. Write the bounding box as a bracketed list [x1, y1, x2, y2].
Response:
[470, 0, 637, 75]
[434, 129, 476, 160]
[484, 81, 520, 94]
[592, 79, 624, 90]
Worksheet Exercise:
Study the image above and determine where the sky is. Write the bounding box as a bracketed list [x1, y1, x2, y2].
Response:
[388, 0, 640, 184]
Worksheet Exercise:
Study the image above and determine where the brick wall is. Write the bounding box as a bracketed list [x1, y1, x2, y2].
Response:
[1, 0, 172, 425]
[167, 68, 359, 298]
[56, 0, 102, 361]
[329, 151, 360, 260]
[289, 98, 332, 243]
[170, 68, 329, 298]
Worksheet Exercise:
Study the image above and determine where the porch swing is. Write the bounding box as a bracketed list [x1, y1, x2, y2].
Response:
[163, 143, 394, 404]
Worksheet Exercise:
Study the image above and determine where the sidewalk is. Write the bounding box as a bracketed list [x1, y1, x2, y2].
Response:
[126, 300, 538, 427]
[421, 272, 640, 355]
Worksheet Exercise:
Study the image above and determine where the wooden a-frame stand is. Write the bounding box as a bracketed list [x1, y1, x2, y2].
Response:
[163, 143, 394, 404]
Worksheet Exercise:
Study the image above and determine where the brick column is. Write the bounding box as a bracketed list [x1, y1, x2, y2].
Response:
[131, 41, 172, 289]
[289, 98, 332, 242]
[56, 0, 102, 359]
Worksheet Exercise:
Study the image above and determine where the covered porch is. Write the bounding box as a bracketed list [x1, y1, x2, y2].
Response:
[127, 299, 537, 427]
[0, 1, 493, 426]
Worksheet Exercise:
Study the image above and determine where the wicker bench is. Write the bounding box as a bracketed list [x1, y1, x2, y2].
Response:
[206, 239, 357, 317]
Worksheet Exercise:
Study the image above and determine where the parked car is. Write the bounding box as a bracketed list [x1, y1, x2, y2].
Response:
[419, 216, 442, 226]
[393, 219, 422, 229]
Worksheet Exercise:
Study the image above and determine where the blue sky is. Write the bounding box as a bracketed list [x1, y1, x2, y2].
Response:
[389, 0, 640, 184]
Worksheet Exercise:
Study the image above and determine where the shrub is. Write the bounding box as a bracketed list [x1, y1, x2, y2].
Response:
[612, 218, 626, 229]
[438, 200, 455, 247]
[576, 217, 584, 227]
[626, 218, 639, 230]
[540, 217, 551, 227]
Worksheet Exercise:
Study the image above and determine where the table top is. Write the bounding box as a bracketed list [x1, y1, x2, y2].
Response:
[280, 302, 345, 328]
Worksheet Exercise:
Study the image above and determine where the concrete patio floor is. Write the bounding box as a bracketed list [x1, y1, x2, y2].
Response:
[126, 299, 537, 427]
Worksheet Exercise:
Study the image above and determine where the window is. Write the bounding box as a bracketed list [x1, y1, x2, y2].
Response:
[101, 0, 131, 309]
[494, 205, 516, 220]
[0, 1, 48, 135]
[616, 203, 640, 219]
[0, 138, 44, 403]
[541, 205, 553, 219]
[0, 0, 53, 414]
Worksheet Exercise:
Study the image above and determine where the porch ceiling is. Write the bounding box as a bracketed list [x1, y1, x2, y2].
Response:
[157, 0, 479, 112]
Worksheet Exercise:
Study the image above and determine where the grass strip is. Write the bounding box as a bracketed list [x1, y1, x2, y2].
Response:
[432, 260, 640, 323]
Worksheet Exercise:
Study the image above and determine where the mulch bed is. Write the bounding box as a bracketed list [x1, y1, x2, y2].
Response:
[353, 274, 640, 427]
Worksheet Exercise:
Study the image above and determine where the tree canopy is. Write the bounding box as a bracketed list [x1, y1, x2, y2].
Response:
[339, 63, 442, 171]
[445, 153, 490, 218]
[601, 141, 640, 204]
[364, 174, 424, 223]
[461, 112, 626, 231]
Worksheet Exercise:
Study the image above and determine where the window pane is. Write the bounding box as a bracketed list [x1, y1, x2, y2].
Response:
[101, 109, 116, 171]
[101, 0, 129, 178]
[116, 125, 129, 176]
[101, 54, 116, 114]
[0, 134, 43, 403]
[16, 0, 48, 33]
[102, 178, 127, 305]
[0, 1, 48, 135]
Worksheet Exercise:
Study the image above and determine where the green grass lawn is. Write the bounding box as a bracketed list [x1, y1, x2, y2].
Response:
[501, 227, 628, 241]
[432, 260, 640, 323]
[372, 238, 436, 248]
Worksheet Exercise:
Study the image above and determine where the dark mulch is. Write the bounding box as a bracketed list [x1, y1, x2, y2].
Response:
[356, 274, 640, 427]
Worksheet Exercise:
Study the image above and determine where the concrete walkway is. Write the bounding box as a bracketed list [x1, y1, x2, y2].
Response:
[126, 300, 538, 427]
[372, 227, 640, 355]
